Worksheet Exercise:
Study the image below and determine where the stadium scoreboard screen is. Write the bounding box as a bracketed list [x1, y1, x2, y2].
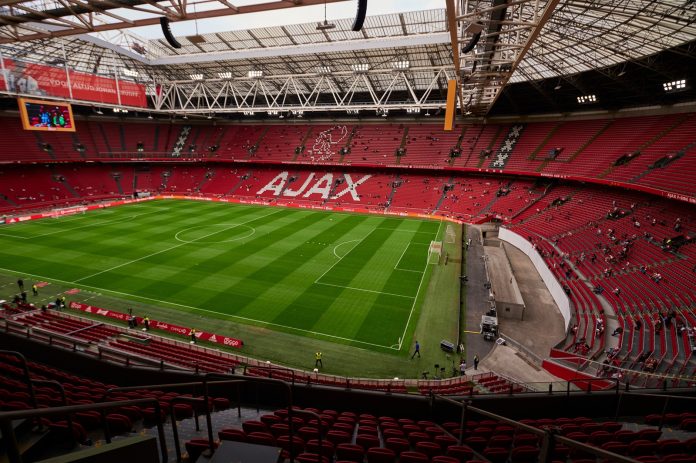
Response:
[18, 98, 76, 132]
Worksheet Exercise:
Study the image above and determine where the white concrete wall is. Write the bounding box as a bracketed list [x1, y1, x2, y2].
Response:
[498, 227, 571, 330]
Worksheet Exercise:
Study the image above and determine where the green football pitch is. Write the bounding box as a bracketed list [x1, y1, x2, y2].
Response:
[0, 200, 447, 353]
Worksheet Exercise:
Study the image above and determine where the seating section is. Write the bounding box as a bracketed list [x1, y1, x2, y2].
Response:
[3, 344, 696, 463]
[507, 185, 696, 385]
[107, 338, 239, 373]
[211, 407, 696, 463]
[0, 350, 232, 459]
[2, 114, 696, 196]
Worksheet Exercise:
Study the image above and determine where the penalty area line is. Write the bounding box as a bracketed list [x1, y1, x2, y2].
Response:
[314, 228, 375, 284]
[0, 266, 398, 351]
[314, 282, 415, 299]
[396, 219, 444, 351]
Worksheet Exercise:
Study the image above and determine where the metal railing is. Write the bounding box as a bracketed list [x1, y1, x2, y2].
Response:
[5, 309, 693, 398]
[0, 398, 168, 463]
[102, 379, 244, 463]
[614, 391, 696, 429]
[434, 393, 640, 463]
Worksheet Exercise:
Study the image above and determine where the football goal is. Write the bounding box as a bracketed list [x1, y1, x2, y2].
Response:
[428, 241, 442, 265]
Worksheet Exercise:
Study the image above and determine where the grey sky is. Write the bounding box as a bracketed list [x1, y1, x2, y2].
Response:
[130, 0, 445, 39]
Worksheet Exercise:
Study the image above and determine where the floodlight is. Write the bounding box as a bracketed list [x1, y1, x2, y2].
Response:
[316, 0, 336, 30]
[190, 73, 203, 80]
[317, 20, 336, 30]
[663, 79, 686, 92]
[577, 94, 597, 104]
[218, 72, 233, 79]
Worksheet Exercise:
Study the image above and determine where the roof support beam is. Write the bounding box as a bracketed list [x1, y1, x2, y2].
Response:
[152, 32, 451, 66]
[0, 0, 350, 44]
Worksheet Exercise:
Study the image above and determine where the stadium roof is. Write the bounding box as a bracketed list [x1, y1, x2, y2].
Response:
[0, 0, 694, 117]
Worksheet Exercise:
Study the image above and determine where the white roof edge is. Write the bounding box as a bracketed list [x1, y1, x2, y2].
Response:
[151, 32, 451, 66]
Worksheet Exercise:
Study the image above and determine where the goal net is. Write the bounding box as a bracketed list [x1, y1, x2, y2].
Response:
[445, 224, 456, 244]
[428, 241, 442, 265]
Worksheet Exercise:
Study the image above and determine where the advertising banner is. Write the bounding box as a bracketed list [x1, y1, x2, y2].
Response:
[1, 58, 147, 108]
[69, 301, 244, 348]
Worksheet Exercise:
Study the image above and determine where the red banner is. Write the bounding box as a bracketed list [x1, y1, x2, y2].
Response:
[1, 58, 147, 108]
[68, 301, 243, 348]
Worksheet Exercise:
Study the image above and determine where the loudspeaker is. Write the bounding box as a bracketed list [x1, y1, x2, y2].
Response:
[160, 17, 182, 49]
[461, 31, 481, 54]
[351, 0, 368, 32]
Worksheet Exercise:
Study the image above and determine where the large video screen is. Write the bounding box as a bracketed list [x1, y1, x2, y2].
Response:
[18, 98, 76, 132]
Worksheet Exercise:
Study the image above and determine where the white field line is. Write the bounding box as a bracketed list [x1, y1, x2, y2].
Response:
[314, 228, 376, 284]
[0, 208, 168, 240]
[376, 227, 434, 234]
[394, 242, 429, 273]
[314, 282, 415, 299]
[0, 232, 27, 239]
[31, 209, 168, 238]
[397, 219, 444, 351]
[332, 239, 361, 258]
[0, 267, 397, 350]
[74, 208, 282, 283]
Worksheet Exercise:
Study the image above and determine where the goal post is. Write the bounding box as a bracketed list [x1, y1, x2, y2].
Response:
[445, 224, 456, 244]
[428, 241, 442, 265]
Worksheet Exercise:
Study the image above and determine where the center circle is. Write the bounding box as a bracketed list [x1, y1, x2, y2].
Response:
[175, 223, 256, 244]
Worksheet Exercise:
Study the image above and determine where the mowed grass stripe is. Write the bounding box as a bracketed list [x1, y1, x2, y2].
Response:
[171, 211, 338, 314]
[350, 219, 441, 344]
[318, 225, 420, 297]
[0, 200, 442, 349]
[14, 202, 271, 282]
[70, 206, 267, 281]
[0, 202, 265, 281]
[136, 210, 333, 304]
[233, 214, 371, 320]
[259, 216, 380, 334]
[199, 213, 368, 322]
[81, 206, 294, 293]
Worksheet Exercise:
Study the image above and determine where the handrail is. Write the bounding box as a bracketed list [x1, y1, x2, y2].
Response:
[103, 379, 246, 463]
[30, 379, 73, 447]
[433, 394, 639, 463]
[615, 391, 696, 430]
[242, 364, 297, 385]
[0, 350, 38, 409]
[203, 372, 324, 463]
[7, 311, 692, 394]
[97, 344, 188, 370]
[169, 396, 208, 462]
[0, 398, 167, 463]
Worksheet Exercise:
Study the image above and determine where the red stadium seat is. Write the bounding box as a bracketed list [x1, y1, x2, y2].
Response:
[366, 447, 396, 463]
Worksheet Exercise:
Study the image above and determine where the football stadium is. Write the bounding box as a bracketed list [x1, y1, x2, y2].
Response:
[0, 1, 695, 462]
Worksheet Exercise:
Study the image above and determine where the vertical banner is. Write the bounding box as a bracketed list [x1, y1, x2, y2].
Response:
[444, 79, 457, 131]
